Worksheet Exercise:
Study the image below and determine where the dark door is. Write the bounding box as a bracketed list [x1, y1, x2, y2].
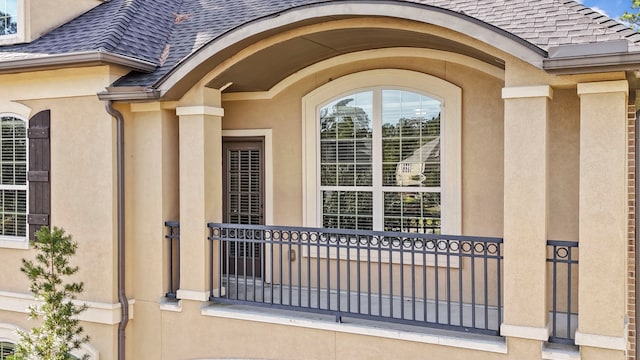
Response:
[222, 138, 264, 277]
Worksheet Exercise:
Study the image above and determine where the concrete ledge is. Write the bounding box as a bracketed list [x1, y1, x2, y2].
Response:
[542, 344, 580, 360]
[202, 305, 507, 354]
[500, 323, 550, 341]
[0, 291, 134, 325]
[176, 105, 224, 117]
[502, 85, 553, 99]
[575, 331, 626, 351]
[159, 298, 182, 312]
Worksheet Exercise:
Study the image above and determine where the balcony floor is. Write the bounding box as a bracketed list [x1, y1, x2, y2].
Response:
[217, 277, 577, 339]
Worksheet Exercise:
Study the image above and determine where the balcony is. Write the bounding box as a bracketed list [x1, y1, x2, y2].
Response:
[164, 222, 578, 343]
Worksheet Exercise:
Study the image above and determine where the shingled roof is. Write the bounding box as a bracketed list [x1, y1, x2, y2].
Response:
[0, 0, 638, 89]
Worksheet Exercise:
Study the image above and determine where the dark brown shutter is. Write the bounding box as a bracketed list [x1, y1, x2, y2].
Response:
[27, 110, 50, 240]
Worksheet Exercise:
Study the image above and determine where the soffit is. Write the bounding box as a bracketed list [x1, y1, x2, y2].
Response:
[207, 27, 504, 92]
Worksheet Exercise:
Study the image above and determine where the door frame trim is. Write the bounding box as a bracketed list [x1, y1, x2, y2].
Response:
[222, 129, 274, 282]
[222, 129, 273, 226]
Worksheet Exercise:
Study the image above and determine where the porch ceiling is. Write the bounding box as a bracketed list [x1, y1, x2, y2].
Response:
[208, 27, 506, 93]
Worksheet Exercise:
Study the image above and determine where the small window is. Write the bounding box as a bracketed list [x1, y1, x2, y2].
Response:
[0, 341, 15, 360]
[0, 115, 27, 240]
[0, 0, 17, 36]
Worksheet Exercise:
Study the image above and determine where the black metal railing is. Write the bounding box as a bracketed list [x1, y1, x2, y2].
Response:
[547, 240, 579, 344]
[165, 221, 181, 299]
[208, 223, 504, 335]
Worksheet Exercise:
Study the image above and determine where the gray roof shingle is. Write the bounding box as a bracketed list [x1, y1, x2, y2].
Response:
[0, 0, 638, 88]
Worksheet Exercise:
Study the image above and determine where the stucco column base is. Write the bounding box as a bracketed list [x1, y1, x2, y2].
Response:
[500, 323, 550, 341]
[506, 337, 544, 360]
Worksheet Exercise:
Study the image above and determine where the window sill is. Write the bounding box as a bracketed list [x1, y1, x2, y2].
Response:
[202, 303, 506, 354]
[0, 34, 23, 46]
[0, 238, 28, 250]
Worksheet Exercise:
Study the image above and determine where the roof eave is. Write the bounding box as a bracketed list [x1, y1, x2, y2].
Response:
[97, 86, 161, 102]
[0, 51, 157, 74]
[543, 52, 640, 75]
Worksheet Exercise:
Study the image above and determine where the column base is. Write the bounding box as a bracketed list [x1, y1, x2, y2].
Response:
[501, 323, 550, 341]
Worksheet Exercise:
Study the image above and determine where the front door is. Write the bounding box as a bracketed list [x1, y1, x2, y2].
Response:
[222, 137, 264, 277]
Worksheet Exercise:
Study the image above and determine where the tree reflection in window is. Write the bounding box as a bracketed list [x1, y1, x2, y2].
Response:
[318, 89, 441, 233]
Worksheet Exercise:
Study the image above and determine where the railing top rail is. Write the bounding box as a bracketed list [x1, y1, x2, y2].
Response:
[207, 222, 503, 243]
[165, 220, 180, 227]
[547, 240, 579, 247]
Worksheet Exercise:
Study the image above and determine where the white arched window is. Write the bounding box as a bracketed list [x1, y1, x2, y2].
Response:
[0, 114, 27, 241]
[303, 69, 461, 235]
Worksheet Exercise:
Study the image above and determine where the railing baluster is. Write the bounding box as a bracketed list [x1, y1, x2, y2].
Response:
[547, 240, 579, 345]
[423, 242, 427, 323]
[204, 223, 505, 336]
[471, 241, 476, 329]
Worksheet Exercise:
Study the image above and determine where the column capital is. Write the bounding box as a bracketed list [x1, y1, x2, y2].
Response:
[176, 105, 224, 117]
[577, 80, 628, 96]
[502, 85, 553, 100]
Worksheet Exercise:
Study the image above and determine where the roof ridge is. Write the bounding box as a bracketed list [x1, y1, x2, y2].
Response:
[95, 0, 143, 52]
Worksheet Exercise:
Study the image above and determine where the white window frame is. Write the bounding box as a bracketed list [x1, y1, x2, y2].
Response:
[302, 69, 461, 235]
[0, 112, 28, 247]
[0, 0, 25, 45]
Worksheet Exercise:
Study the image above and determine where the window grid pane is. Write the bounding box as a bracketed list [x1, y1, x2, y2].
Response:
[382, 90, 440, 188]
[320, 92, 373, 187]
[322, 191, 372, 230]
[0, 0, 17, 36]
[384, 192, 441, 234]
[0, 115, 27, 238]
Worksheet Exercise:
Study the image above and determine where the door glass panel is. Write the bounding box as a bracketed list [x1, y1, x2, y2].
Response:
[227, 149, 261, 225]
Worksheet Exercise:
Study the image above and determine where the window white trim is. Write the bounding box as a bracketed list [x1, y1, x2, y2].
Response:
[0, 0, 25, 45]
[0, 113, 28, 246]
[302, 69, 461, 235]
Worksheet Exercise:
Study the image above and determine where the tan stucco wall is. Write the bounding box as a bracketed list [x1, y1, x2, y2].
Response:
[0, 15, 614, 360]
[0, 66, 123, 359]
[27, 0, 102, 42]
[222, 57, 509, 238]
[155, 301, 509, 360]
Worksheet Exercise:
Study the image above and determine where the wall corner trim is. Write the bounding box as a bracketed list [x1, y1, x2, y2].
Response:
[502, 85, 554, 99]
[176, 105, 224, 117]
[577, 80, 629, 96]
[500, 323, 550, 341]
[574, 331, 627, 351]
